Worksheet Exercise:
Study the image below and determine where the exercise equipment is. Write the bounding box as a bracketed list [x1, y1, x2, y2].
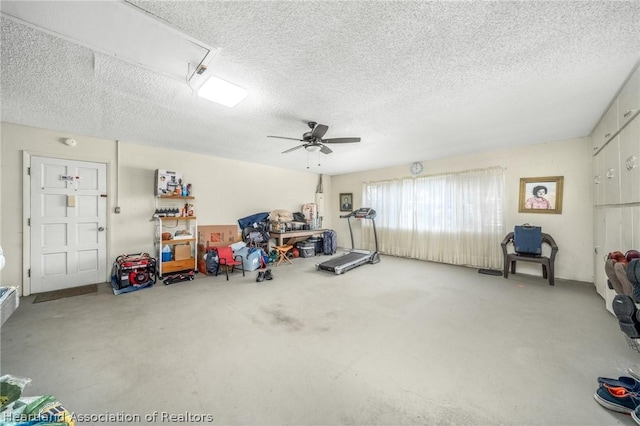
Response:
[316, 207, 380, 274]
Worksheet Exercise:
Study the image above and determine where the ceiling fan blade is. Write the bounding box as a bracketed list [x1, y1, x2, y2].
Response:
[320, 145, 333, 154]
[268, 135, 303, 142]
[282, 144, 305, 154]
[311, 124, 328, 139]
[321, 137, 361, 144]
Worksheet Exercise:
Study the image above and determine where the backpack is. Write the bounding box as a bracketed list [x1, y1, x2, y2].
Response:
[513, 224, 542, 255]
[626, 250, 640, 263]
[628, 259, 640, 288]
[323, 230, 337, 255]
[627, 258, 640, 302]
[205, 249, 219, 275]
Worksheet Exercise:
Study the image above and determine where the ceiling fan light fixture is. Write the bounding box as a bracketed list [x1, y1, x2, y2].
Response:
[197, 76, 247, 107]
[271, 121, 361, 155]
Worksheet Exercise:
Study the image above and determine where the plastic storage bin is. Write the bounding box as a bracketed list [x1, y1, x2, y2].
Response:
[297, 242, 316, 258]
[307, 237, 323, 255]
[162, 245, 172, 261]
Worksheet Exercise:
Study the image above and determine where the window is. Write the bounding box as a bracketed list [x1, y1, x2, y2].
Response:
[362, 166, 505, 268]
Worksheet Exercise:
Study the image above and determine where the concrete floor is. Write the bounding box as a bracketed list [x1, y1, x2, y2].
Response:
[1, 253, 638, 425]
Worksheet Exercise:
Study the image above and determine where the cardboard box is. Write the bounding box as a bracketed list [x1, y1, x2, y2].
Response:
[174, 243, 191, 260]
[155, 169, 182, 195]
[197, 225, 239, 250]
[0, 287, 19, 326]
[197, 244, 207, 274]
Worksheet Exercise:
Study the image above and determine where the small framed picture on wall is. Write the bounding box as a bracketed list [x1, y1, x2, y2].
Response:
[518, 176, 564, 214]
[340, 193, 353, 212]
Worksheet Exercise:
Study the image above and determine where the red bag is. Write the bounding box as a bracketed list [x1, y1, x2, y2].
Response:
[608, 251, 628, 264]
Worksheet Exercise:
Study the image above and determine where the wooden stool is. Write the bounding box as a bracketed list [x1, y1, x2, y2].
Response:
[275, 245, 293, 266]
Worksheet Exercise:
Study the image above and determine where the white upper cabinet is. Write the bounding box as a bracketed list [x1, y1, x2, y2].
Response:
[618, 65, 640, 129]
[593, 150, 604, 205]
[619, 116, 640, 204]
[602, 136, 621, 205]
[592, 101, 619, 154]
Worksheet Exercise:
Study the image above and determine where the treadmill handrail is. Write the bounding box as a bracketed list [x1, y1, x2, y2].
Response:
[347, 216, 354, 249]
[340, 207, 378, 252]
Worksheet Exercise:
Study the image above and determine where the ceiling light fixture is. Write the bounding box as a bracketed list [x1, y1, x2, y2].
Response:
[0, 1, 217, 85]
[305, 145, 322, 153]
[197, 76, 248, 107]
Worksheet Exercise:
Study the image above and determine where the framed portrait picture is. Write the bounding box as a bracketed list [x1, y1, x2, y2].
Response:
[518, 176, 564, 214]
[339, 193, 353, 212]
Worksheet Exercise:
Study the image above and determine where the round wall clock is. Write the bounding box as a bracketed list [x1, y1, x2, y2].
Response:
[410, 162, 424, 175]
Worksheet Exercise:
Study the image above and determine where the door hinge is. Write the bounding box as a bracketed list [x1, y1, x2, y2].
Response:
[27, 218, 30, 226]
[27, 167, 31, 176]
[28, 269, 31, 277]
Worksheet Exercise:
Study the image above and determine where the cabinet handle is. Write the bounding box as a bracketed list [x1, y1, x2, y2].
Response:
[594, 175, 602, 184]
[593, 146, 599, 151]
[605, 132, 611, 139]
[606, 168, 615, 178]
[627, 156, 637, 171]
[595, 246, 599, 255]
[623, 110, 633, 118]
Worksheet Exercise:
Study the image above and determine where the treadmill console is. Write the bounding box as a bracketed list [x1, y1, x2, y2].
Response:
[353, 208, 376, 219]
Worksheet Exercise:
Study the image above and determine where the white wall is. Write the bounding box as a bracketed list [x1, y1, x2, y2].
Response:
[0, 121, 595, 289]
[329, 137, 594, 283]
[0, 123, 325, 293]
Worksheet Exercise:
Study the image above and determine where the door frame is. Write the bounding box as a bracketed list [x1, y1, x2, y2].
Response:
[22, 151, 112, 296]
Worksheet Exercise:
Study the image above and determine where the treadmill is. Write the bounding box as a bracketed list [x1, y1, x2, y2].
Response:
[316, 207, 380, 274]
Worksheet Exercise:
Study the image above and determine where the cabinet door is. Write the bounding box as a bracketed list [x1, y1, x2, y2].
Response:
[633, 205, 640, 249]
[619, 116, 640, 204]
[593, 208, 607, 297]
[593, 102, 619, 154]
[593, 152, 604, 206]
[604, 207, 623, 314]
[592, 112, 607, 154]
[622, 205, 635, 250]
[618, 65, 640, 129]
[603, 136, 621, 205]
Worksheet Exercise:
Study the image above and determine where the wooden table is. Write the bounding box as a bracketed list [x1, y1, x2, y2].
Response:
[270, 229, 326, 247]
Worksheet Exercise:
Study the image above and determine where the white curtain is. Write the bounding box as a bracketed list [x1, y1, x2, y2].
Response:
[361, 166, 505, 269]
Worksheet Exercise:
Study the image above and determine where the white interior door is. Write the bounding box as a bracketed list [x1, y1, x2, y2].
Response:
[30, 156, 107, 293]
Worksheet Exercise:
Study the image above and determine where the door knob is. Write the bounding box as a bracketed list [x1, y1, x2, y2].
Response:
[98, 227, 105, 232]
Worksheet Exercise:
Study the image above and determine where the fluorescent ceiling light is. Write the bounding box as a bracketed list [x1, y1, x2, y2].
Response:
[197, 76, 248, 107]
[0, 1, 216, 84]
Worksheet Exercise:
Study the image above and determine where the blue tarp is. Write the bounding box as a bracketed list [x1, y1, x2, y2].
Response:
[110, 276, 153, 295]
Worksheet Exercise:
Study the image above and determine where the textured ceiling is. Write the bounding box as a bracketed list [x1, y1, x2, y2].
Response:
[1, 1, 639, 175]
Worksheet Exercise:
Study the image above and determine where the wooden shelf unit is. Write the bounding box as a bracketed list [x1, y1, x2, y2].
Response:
[155, 196, 197, 278]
